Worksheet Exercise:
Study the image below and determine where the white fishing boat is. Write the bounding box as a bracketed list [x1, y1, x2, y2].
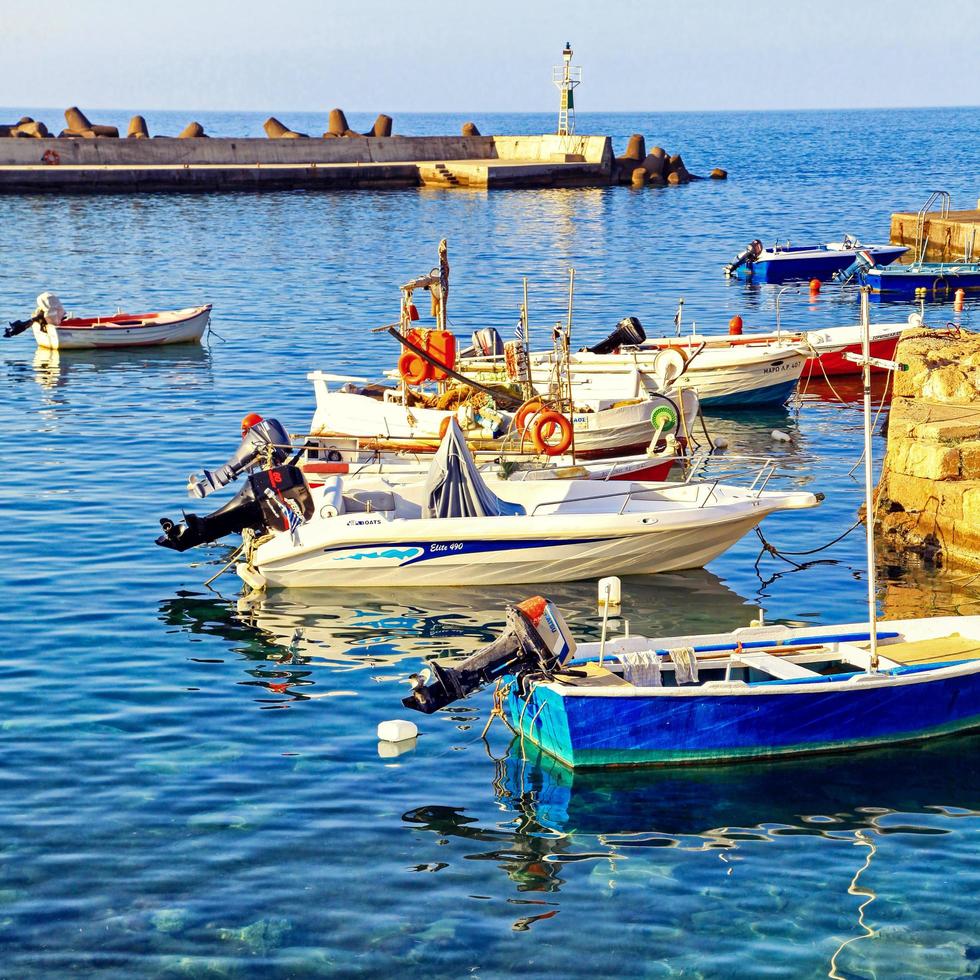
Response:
[458, 316, 809, 409]
[308, 371, 701, 459]
[155, 420, 818, 589]
[5, 292, 211, 350]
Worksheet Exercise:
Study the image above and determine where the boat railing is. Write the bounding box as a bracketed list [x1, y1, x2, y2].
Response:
[525, 456, 782, 516]
[914, 190, 951, 265]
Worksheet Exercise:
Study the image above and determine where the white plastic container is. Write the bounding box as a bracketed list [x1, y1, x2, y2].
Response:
[377, 719, 419, 743]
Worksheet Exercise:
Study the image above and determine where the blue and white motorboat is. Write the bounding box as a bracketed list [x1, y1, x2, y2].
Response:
[724, 236, 908, 283]
[400, 290, 980, 768]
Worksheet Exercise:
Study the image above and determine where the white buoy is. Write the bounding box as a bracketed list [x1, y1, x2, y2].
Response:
[713, 436, 729, 451]
[377, 719, 418, 743]
[598, 576, 621, 611]
[771, 429, 792, 442]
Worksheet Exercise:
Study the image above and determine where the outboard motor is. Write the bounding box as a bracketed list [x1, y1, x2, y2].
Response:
[585, 316, 646, 356]
[156, 464, 313, 552]
[461, 327, 504, 358]
[5, 291, 66, 338]
[187, 417, 292, 498]
[833, 248, 877, 285]
[723, 239, 764, 277]
[402, 596, 577, 713]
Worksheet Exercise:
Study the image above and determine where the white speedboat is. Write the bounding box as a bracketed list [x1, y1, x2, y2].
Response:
[5, 292, 211, 350]
[154, 420, 817, 589]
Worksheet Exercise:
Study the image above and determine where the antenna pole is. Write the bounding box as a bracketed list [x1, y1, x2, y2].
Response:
[860, 287, 879, 672]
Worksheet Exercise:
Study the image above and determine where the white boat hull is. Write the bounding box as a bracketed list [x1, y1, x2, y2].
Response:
[239, 484, 815, 590]
[461, 344, 807, 409]
[33, 305, 211, 350]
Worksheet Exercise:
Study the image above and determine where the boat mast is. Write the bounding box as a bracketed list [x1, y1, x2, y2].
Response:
[565, 267, 577, 463]
[859, 287, 879, 672]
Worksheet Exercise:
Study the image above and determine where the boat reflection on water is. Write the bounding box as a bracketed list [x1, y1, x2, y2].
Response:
[401, 732, 980, 901]
[31, 343, 212, 392]
[159, 569, 755, 703]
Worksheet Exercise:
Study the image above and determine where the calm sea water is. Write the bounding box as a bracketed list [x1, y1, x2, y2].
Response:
[2, 107, 980, 978]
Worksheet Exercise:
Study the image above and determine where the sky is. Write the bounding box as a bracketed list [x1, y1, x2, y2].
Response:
[2, 0, 979, 113]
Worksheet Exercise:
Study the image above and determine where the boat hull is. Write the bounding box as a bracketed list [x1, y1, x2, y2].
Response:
[862, 265, 980, 299]
[241, 509, 776, 590]
[32, 305, 210, 350]
[506, 659, 980, 769]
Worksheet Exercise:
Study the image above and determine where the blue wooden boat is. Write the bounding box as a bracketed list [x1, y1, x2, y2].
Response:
[861, 261, 980, 299]
[724, 237, 907, 283]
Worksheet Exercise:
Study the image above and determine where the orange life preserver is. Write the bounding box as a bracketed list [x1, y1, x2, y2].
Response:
[399, 350, 431, 385]
[41, 149, 60, 166]
[530, 410, 573, 456]
[516, 399, 544, 433]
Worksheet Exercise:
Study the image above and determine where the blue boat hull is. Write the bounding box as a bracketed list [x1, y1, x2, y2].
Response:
[699, 376, 799, 409]
[734, 245, 907, 283]
[506, 665, 980, 769]
[863, 266, 980, 299]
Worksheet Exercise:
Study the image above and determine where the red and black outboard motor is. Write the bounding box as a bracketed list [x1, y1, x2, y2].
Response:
[584, 316, 646, 356]
[402, 597, 577, 714]
[156, 464, 313, 552]
[188, 416, 293, 499]
[723, 239, 764, 277]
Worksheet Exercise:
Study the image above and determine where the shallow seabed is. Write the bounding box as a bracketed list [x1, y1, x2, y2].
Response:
[1, 107, 980, 977]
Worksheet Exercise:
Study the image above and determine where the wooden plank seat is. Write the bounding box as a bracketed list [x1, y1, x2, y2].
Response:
[876, 633, 980, 666]
[736, 651, 821, 680]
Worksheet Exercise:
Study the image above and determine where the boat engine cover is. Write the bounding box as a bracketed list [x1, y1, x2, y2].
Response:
[586, 316, 646, 356]
[36, 292, 66, 326]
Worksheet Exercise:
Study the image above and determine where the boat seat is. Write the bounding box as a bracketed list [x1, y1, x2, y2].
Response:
[873, 633, 980, 666]
[555, 662, 632, 688]
[737, 651, 820, 680]
[343, 490, 397, 513]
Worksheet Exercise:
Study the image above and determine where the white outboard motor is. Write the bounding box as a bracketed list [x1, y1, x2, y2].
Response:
[4, 291, 66, 339]
[187, 417, 293, 499]
[834, 249, 877, 285]
[461, 327, 504, 358]
[36, 292, 66, 326]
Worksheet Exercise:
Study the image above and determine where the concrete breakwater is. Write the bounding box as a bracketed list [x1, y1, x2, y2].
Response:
[875, 328, 980, 570]
[0, 107, 725, 193]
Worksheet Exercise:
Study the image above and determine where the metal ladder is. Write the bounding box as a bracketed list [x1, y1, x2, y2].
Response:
[914, 190, 950, 264]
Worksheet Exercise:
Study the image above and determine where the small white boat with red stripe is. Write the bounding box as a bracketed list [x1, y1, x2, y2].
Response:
[5, 292, 211, 350]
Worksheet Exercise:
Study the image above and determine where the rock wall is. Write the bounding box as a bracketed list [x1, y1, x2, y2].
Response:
[875, 328, 980, 569]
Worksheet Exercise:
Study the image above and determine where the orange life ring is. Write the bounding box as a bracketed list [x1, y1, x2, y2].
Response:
[398, 351, 430, 385]
[531, 410, 573, 456]
[41, 149, 60, 166]
[516, 399, 544, 433]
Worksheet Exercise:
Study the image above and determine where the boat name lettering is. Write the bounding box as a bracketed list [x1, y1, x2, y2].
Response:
[351, 518, 382, 526]
[430, 542, 464, 552]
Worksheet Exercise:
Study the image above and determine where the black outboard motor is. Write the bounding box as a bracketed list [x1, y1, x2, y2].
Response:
[4, 312, 43, 338]
[402, 597, 577, 714]
[157, 464, 313, 552]
[585, 316, 646, 356]
[188, 417, 292, 499]
[723, 239, 764, 277]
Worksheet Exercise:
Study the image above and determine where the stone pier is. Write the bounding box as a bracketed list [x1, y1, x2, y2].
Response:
[890, 209, 980, 262]
[875, 328, 980, 569]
